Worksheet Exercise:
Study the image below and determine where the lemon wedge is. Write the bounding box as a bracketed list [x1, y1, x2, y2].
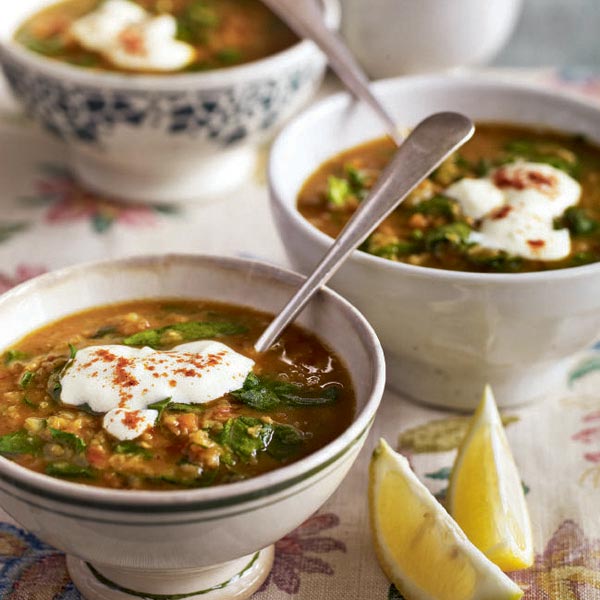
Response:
[369, 438, 523, 600]
[447, 385, 533, 571]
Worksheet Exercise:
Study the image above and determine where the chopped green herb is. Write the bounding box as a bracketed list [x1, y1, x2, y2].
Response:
[560, 207, 598, 236]
[412, 195, 459, 219]
[0, 430, 42, 455]
[123, 321, 247, 348]
[68, 344, 77, 359]
[232, 373, 340, 411]
[345, 164, 369, 192]
[49, 428, 86, 453]
[217, 47, 242, 65]
[466, 249, 523, 273]
[570, 251, 597, 266]
[3, 349, 28, 365]
[326, 175, 352, 208]
[504, 139, 580, 178]
[424, 222, 472, 251]
[19, 371, 34, 389]
[45, 462, 94, 479]
[114, 441, 152, 459]
[22, 397, 38, 409]
[24, 35, 65, 56]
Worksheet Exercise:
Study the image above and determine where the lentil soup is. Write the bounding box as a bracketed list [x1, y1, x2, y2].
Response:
[15, 0, 298, 72]
[297, 124, 600, 273]
[0, 299, 354, 490]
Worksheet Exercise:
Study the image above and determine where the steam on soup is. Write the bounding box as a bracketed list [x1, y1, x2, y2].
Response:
[0, 300, 354, 490]
[298, 124, 600, 273]
[15, 0, 298, 73]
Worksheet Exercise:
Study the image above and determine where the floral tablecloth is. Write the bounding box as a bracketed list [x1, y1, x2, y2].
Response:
[1, 68, 600, 600]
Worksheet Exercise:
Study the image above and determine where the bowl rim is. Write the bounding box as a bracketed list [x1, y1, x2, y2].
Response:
[269, 72, 600, 285]
[0, 0, 340, 89]
[0, 254, 385, 512]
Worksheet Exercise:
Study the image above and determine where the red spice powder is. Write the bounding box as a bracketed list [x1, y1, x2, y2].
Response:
[491, 205, 513, 220]
[113, 356, 139, 388]
[118, 27, 146, 56]
[121, 410, 143, 430]
[493, 167, 557, 194]
[527, 239, 546, 249]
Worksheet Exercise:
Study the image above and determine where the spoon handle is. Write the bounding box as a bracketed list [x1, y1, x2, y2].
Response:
[260, 0, 403, 146]
[255, 112, 474, 352]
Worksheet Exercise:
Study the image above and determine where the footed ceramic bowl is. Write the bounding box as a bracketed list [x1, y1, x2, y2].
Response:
[0, 0, 339, 204]
[269, 74, 600, 410]
[0, 254, 385, 600]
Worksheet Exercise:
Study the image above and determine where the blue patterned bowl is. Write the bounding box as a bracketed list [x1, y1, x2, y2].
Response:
[0, 0, 339, 203]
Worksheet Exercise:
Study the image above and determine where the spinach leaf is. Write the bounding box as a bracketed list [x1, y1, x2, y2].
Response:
[3, 349, 28, 365]
[148, 397, 172, 421]
[560, 207, 598, 236]
[19, 371, 34, 389]
[231, 373, 340, 411]
[49, 428, 86, 453]
[166, 403, 207, 414]
[77, 403, 103, 416]
[91, 325, 117, 339]
[123, 321, 247, 348]
[267, 424, 306, 461]
[0, 430, 42, 455]
[114, 441, 152, 459]
[217, 416, 307, 463]
[218, 416, 274, 460]
[45, 462, 94, 479]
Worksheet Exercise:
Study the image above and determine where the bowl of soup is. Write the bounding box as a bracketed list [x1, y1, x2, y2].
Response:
[0, 0, 339, 203]
[269, 74, 600, 410]
[0, 254, 384, 599]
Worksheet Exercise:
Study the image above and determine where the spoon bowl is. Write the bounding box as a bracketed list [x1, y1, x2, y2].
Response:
[255, 111, 474, 352]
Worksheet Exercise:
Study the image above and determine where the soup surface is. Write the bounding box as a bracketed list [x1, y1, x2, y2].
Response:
[0, 300, 354, 490]
[298, 124, 600, 273]
[15, 0, 298, 72]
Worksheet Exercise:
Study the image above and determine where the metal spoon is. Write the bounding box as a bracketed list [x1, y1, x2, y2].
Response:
[261, 0, 403, 146]
[254, 112, 474, 352]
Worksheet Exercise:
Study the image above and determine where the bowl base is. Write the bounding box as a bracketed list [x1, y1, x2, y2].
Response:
[386, 352, 575, 410]
[66, 546, 274, 600]
[69, 144, 257, 205]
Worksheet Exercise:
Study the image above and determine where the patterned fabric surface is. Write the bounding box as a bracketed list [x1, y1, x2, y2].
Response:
[0, 68, 600, 599]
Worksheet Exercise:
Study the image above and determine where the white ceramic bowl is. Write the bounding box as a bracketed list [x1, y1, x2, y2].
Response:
[0, 254, 384, 600]
[269, 74, 600, 410]
[0, 0, 339, 203]
[340, 0, 523, 77]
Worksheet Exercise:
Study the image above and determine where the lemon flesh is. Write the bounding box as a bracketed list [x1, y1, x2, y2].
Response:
[369, 439, 523, 600]
[448, 385, 533, 571]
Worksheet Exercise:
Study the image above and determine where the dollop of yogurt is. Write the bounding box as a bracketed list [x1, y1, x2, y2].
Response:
[445, 161, 582, 261]
[60, 341, 255, 440]
[70, 0, 196, 72]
